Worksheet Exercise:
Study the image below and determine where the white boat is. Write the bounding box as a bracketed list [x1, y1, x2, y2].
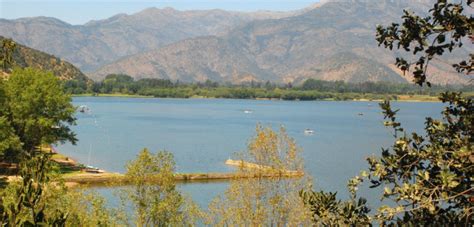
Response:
[304, 129, 315, 135]
[243, 109, 253, 114]
[78, 105, 90, 113]
[84, 165, 104, 173]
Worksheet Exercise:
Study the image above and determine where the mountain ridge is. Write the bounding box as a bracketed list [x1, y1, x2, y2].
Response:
[91, 0, 471, 84]
[0, 36, 89, 81]
[0, 6, 298, 72]
[1, 0, 471, 84]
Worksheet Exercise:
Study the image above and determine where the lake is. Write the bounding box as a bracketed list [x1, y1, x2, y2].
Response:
[57, 97, 443, 208]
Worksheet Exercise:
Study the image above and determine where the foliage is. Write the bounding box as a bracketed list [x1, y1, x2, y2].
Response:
[358, 92, 473, 225]
[65, 74, 473, 100]
[0, 66, 92, 225]
[0, 81, 20, 157]
[370, 2, 473, 223]
[376, 0, 473, 86]
[0, 39, 16, 72]
[207, 125, 312, 226]
[302, 92, 473, 225]
[45, 188, 127, 227]
[122, 148, 202, 227]
[0, 153, 126, 226]
[303, 1, 473, 224]
[0, 153, 68, 226]
[0, 44, 116, 226]
[0, 117, 20, 158]
[244, 125, 304, 172]
[300, 190, 371, 226]
[2, 68, 77, 157]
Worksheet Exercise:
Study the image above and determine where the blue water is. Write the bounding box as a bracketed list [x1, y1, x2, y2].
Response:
[57, 97, 443, 208]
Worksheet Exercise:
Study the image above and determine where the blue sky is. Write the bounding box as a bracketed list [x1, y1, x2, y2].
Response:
[0, 0, 319, 25]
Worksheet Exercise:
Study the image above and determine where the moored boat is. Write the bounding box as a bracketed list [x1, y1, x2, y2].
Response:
[304, 128, 315, 135]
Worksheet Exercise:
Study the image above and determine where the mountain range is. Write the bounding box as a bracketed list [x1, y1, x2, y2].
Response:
[1, 0, 471, 84]
[0, 6, 307, 72]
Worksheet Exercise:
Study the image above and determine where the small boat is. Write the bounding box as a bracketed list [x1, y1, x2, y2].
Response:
[84, 165, 104, 173]
[78, 105, 90, 113]
[358, 113, 364, 116]
[243, 109, 253, 114]
[304, 129, 315, 135]
[85, 165, 98, 170]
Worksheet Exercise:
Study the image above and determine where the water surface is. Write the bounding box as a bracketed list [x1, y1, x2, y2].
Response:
[57, 97, 442, 207]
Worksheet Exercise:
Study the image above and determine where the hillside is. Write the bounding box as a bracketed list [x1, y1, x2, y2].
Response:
[0, 36, 89, 81]
[0, 8, 295, 72]
[92, 0, 471, 84]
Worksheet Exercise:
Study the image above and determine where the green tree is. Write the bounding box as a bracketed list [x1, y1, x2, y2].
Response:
[1, 153, 125, 226]
[102, 74, 134, 94]
[299, 190, 371, 226]
[0, 81, 20, 157]
[208, 125, 312, 226]
[0, 154, 68, 226]
[2, 68, 77, 157]
[363, 93, 472, 225]
[302, 93, 473, 226]
[0, 38, 16, 72]
[0, 117, 20, 158]
[0, 45, 116, 226]
[0, 67, 82, 225]
[122, 148, 201, 227]
[44, 187, 127, 227]
[370, 1, 474, 222]
[376, 0, 473, 86]
[303, 0, 473, 225]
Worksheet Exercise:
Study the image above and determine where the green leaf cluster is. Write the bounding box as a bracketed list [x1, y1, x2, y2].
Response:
[303, 92, 473, 225]
[376, 0, 473, 86]
[207, 126, 312, 226]
[122, 149, 202, 227]
[300, 190, 371, 226]
[0, 39, 16, 72]
[66, 74, 473, 100]
[365, 92, 472, 225]
[1, 67, 77, 159]
[0, 61, 80, 225]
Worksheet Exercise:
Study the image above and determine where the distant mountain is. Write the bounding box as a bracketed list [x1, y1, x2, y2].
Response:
[0, 36, 89, 81]
[0, 8, 295, 72]
[2, 0, 470, 84]
[92, 0, 472, 84]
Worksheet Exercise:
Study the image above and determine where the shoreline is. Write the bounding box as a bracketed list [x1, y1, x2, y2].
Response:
[1, 149, 304, 188]
[73, 93, 442, 102]
[62, 171, 304, 188]
[62, 159, 304, 187]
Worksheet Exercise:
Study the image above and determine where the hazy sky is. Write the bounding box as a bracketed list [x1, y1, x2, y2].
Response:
[0, 0, 319, 25]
